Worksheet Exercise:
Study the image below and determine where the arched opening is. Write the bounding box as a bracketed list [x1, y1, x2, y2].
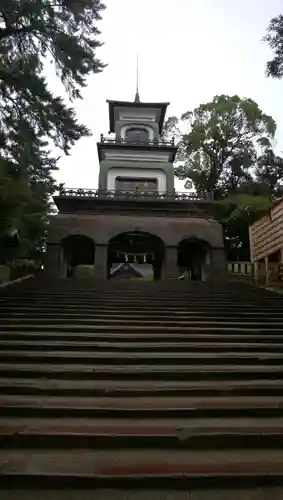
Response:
[108, 231, 164, 280]
[61, 235, 95, 278]
[178, 238, 211, 282]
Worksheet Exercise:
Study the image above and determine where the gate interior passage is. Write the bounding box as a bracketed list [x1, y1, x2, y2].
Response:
[62, 235, 95, 277]
[107, 232, 164, 280]
[178, 238, 211, 281]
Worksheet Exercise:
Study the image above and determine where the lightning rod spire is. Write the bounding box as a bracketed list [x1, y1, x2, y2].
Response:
[135, 53, 140, 103]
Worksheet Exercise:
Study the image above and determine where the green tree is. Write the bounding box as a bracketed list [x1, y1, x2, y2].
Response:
[171, 95, 276, 199]
[216, 191, 272, 261]
[264, 14, 283, 78]
[166, 95, 282, 260]
[0, 0, 106, 261]
[255, 146, 283, 195]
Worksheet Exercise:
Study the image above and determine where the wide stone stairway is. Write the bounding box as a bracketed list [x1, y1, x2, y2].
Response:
[1, 278, 283, 499]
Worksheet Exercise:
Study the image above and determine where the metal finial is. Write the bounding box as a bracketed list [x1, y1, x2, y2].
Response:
[135, 53, 140, 102]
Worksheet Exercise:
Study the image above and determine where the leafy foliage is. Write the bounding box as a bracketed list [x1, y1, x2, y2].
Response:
[216, 191, 272, 261]
[165, 95, 283, 260]
[171, 95, 276, 199]
[264, 14, 283, 78]
[0, 0, 106, 261]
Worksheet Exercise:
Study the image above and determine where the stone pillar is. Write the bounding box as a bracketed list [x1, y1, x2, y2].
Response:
[95, 244, 108, 280]
[253, 261, 259, 283]
[202, 250, 212, 282]
[44, 243, 60, 278]
[0, 265, 10, 284]
[58, 247, 67, 279]
[164, 246, 179, 279]
[211, 247, 226, 282]
[265, 256, 269, 286]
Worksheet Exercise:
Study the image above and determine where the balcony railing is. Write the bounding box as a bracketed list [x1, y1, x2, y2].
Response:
[99, 134, 175, 147]
[58, 188, 206, 201]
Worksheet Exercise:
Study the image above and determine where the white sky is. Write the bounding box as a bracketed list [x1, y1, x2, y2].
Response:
[49, 0, 283, 191]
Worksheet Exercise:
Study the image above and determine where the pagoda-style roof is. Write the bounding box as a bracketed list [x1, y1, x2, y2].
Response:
[106, 100, 170, 134]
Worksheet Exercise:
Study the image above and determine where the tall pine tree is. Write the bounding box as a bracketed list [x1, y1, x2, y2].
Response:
[0, 0, 106, 261]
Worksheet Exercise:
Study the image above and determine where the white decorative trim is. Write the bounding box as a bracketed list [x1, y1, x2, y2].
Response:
[107, 168, 167, 192]
[103, 149, 171, 162]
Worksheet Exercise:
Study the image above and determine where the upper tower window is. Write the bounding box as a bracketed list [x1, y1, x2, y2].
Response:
[126, 127, 150, 143]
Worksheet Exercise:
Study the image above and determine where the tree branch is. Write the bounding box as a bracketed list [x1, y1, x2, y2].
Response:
[0, 24, 35, 40]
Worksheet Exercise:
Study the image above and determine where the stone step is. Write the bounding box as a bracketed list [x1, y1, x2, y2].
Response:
[2, 305, 281, 315]
[3, 317, 283, 328]
[1, 416, 283, 450]
[3, 415, 283, 432]
[2, 377, 283, 397]
[1, 293, 282, 301]
[0, 293, 281, 300]
[30, 292, 264, 298]
[1, 449, 283, 489]
[3, 489, 283, 500]
[3, 312, 283, 323]
[1, 324, 283, 334]
[1, 279, 283, 494]
[1, 350, 283, 366]
[1, 290, 263, 295]
[1, 395, 283, 419]
[2, 340, 283, 352]
[1, 332, 283, 342]
[1, 394, 282, 408]
[1, 362, 283, 382]
[0, 288, 282, 298]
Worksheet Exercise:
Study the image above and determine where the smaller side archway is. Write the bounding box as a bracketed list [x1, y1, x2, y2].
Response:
[61, 235, 95, 278]
[178, 238, 211, 281]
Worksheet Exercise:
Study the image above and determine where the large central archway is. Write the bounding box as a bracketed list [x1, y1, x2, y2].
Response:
[108, 231, 165, 280]
[178, 238, 211, 281]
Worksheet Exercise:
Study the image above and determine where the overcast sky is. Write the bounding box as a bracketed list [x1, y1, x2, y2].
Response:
[50, 0, 283, 191]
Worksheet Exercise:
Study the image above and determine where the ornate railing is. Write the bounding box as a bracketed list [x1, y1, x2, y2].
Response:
[99, 134, 175, 147]
[227, 261, 283, 287]
[58, 188, 206, 201]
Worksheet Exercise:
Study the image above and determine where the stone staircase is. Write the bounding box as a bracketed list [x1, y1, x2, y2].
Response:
[1, 278, 283, 498]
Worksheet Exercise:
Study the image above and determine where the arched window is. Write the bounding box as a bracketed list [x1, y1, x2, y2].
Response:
[126, 127, 149, 143]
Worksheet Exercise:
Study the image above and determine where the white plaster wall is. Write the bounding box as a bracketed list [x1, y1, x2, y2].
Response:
[107, 168, 166, 192]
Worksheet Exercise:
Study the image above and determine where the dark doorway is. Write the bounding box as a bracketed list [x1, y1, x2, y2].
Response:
[178, 238, 211, 281]
[108, 231, 164, 280]
[62, 235, 95, 278]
